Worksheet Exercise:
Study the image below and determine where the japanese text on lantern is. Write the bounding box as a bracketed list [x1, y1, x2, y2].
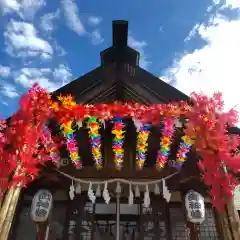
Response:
[185, 190, 205, 224]
[30, 189, 53, 222]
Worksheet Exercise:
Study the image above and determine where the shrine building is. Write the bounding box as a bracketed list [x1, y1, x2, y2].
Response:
[6, 20, 240, 240]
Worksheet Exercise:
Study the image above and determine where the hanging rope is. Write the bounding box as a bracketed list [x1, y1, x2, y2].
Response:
[57, 170, 179, 185]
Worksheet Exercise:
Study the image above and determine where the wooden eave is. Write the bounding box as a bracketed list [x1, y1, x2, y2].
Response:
[51, 63, 189, 105]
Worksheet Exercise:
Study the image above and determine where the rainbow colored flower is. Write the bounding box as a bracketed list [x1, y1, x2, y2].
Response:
[136, 124, 151, 169]
[87, 116, 103, 170]
[156, 118, 175, 169]
[112, 117, 126, 170]
[61, 121, 82, 169]
[175, 135, 193, 169]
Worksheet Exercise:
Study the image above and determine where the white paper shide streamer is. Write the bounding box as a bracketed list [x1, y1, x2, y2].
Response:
[88, 182, 96, 203]
[103, 181, 111, 204]
[96, 184, 101, 197]
[63, 170, 176, 204]
[69, 180, 75, 200]
[135, 185, 140, 197]
[116, 182, 121, 194]
[154, 183, 160, 195]
[162, 179, 171, 202]
[128, 184, 134, 205]
[144, 185, 150, 208]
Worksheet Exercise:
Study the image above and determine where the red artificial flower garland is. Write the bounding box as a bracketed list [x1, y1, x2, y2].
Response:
[0, 85, 239, 211]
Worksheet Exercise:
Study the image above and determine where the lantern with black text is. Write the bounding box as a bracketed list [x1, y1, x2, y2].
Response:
[30, 189, 53, 222]
[185, 190, 205, 224]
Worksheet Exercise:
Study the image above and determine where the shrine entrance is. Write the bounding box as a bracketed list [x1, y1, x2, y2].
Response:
[64, 194, 170, 240]
[13, 190, 221, 240]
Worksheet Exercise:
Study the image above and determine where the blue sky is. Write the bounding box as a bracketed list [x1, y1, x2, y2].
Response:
[0, 0, 239, 122]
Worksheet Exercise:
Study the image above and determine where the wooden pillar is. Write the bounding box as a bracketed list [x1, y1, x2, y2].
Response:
[215, 206, 233, 240]
[0, 187, 22, 240]
[226, 198, 240, 240]
[36, 223, 48, 240]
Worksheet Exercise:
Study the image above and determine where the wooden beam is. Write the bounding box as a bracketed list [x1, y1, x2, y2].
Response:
[58, 165, 177, 180]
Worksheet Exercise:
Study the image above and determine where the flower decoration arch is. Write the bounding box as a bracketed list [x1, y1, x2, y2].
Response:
[0, 84, 239, 211]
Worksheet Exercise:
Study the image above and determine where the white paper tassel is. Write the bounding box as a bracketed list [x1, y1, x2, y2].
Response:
[135, 185, 140, 197]
[154, 183, 160, 195]
[75, 183, 81, 194]
[143, 185, 150, 208]
[174, 118, 182, 128]
[99, 119, 106, 129]
[69, 180, 75, 200]
[128, 184, 134, 205]
[132, 118, 142, 131]
[103, 181, 110, 204]
[88, 182, 96, 204]
[96, 184, 101, 197]
[76, 120, 82, 129]
[102, 120, 106, 129]
[162, 179, 171, 202]
[115, 182, 121, 194]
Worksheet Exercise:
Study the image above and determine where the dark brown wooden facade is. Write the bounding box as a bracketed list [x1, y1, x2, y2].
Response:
[7, 20, 240, 240]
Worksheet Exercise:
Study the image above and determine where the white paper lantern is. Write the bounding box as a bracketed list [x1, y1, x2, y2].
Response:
[30, 189, 53, 222]
[185, 190, 205, 224]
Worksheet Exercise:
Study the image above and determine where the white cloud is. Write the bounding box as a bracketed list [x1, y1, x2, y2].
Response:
[61, 0, 85, 35]
[0, 0, 46, 19]
[88, 16, 102, 26]
[0, 97, 9, 106]
[90, 29, 104, 45]
[184, 24, 200, 42]
[40, 9, 60, 32]
[0, 0, 20, 14]
[161, 4, 240, 124]
[54, 41, 67, 56]
[4, 20, 53, 59]
[14, 67, 53, 89]
[0, 81, 19, 98]
[128, 35, 151, 69]
[53, 64, 72, 86]
[0, 65, 11, 77]
[224, 0, 240, 9]
[13, 64, 73, 92]
[61, 1, 105, 46]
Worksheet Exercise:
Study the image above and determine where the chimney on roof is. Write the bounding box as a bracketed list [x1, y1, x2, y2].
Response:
[112, 20, 128, 48]
[100, 20, 139, 66]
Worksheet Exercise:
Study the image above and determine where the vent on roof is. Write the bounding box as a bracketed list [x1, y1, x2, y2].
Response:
[100, 20, 140, 67]
[112, 20, 128, 48]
